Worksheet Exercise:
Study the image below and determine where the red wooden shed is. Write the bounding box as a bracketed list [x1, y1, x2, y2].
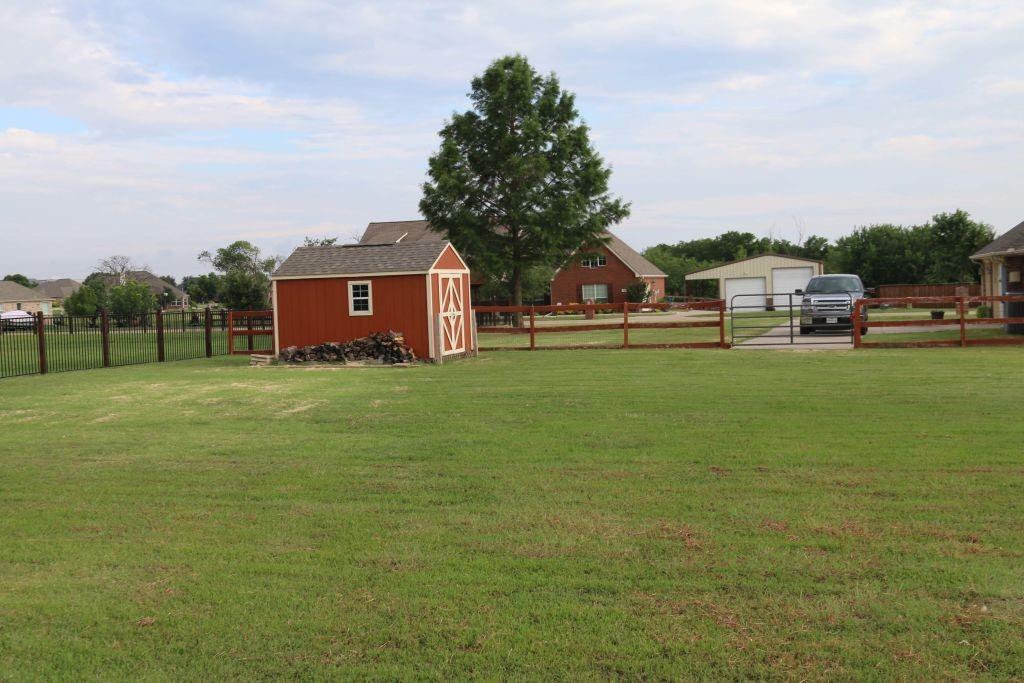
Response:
[272, 241, 473, 361]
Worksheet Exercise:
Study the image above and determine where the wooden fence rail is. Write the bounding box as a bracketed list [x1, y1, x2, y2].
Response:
[226, 309, 275, 355]
[853, 295, 1024, 348]
[474, 300, 728, 350]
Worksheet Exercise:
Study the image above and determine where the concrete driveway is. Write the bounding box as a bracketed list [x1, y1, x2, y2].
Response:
[734, 322, 852, 350]
[735, 320, 1005, 350]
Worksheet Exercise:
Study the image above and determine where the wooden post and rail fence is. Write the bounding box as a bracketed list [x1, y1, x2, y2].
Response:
[853, 295, 1024, 348]
[473, 300, 729, 350]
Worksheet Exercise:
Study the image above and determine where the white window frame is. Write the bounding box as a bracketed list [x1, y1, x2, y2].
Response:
[348, 280, 373, 316]
[581, 283, 609, 303]
[580, 254, 607, 269]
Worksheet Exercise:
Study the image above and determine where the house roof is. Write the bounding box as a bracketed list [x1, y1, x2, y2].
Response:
[601, 232, 667, 277]
[358, 220, 664, 279]
[35, 278, 82, 300]
[92, 271, 186, 299]
[684, 252, 823, 279]
[971, 219, 1024, 259]
[0, 280, 53, 303]
[273, 241, 462, 278]
[360, 220, 444, 245]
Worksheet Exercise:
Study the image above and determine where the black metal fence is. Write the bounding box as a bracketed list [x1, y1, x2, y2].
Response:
[0, 309, 249, 380]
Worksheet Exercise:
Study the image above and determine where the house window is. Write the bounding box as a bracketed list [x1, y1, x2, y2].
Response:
[16, 303, 22, 310]
[581, 283, 609, 303]
[580, 254, 606, 268]
[348, 281, 372, 316]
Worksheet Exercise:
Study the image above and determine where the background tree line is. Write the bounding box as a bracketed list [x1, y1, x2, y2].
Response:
[643, 210, 994, 296]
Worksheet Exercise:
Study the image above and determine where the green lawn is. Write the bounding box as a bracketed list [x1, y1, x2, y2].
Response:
[2, 350, 1023, 679]
[864, 327, 1021, 345]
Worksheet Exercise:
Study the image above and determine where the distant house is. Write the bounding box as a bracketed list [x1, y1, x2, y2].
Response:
[360, 221, 664, 305]
[550, 232, 667, 304]
[359, 220, 489, 300]
[0, 281, 54, 315]
[360, 220, 446, 246]
[35, 278, 82, 305]
[970, 218, 1024, 317]
[92, 271, 189, 308]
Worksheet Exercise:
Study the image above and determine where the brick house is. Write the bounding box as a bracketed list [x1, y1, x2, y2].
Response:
[550, 232, 667, 304]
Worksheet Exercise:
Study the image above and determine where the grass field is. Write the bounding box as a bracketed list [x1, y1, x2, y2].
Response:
[2, 349, 1023, 678]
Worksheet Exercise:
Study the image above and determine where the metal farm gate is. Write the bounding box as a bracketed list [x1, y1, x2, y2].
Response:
[730, 292, 854, 347]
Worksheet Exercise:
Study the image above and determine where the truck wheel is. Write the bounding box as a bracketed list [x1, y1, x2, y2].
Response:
[800, 326, 812, 335]
[860, 327, 868, 336]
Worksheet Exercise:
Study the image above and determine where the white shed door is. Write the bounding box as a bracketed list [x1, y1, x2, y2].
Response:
[771, 267, 814, 308]
[724, 277, 767, 311]
[439, 274, 465, 355]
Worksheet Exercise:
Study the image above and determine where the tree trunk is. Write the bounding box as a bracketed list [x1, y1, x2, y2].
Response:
[512, 264, 524, 328]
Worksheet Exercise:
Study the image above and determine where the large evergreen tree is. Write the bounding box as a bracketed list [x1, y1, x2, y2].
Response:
[420, 55, 630, 307]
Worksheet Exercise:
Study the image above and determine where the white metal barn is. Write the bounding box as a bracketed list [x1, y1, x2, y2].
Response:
[684, 254, 824, 311]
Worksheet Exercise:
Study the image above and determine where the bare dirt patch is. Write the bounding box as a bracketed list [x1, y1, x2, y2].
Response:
[281, 402, 321, 415]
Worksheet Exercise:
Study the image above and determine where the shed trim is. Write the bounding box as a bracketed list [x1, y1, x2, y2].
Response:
[273, 269, 441, 281]
[425, 273, 435, 360]
[427, 243, 471, 272]
[347, 280, 373, 316]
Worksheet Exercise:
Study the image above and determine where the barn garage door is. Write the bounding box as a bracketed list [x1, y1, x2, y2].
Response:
[771, 267, 814, 309]
[725, 277, 766, 311]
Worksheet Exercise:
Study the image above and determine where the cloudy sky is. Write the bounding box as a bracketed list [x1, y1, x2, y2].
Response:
[2, 1, 1023, 280]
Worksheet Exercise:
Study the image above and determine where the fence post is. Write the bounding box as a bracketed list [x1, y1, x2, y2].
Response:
[35, 312, 47, 375]
[470, 310, 479, 356]
[101, 310, 111, 367]
[852, 300, 862, 349]
[959, 296, 967, 348]
[156, 309, 165, 362]
[529, 306, 536, 351]
[227, 311, 234, 354]
[247, 313, 255, 352]
[204, 307, 213, 357]
[719, 300, 727, 348]
[622, 301, 630, 349]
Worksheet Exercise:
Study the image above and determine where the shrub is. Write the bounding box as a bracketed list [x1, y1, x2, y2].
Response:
[625, 279, 651, 303]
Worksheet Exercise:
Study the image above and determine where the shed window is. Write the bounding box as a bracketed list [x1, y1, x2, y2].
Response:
[348, 281, 372, 316]
[580, 255, 606, 268]
[581, 284, 609, 303]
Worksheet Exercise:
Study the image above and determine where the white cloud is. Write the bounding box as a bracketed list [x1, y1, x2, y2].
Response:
[1, 0, 1024, 278]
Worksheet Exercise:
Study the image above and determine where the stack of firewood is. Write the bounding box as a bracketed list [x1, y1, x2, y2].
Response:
[278, 331, 415, 364]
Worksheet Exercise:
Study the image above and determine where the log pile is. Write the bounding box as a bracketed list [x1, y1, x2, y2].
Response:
[278, 331, 416, 364]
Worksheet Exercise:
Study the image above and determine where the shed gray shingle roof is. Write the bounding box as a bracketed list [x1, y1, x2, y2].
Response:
[971, 219, 1024, 259]
[0, 280, 52, 303]
[273, 241, 457, 278]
